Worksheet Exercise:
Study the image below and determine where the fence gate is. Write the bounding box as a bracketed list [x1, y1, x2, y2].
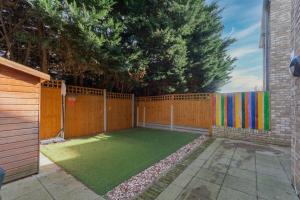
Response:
[136, 94, 212, 132]
[40, 81, 62, 139]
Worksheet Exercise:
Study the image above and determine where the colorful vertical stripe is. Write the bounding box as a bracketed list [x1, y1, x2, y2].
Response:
[221, 95, 224, 126]
[213, 91, 270, 131]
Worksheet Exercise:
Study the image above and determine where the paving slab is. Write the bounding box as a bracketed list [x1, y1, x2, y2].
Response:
[156, 184, 182, 200]
[155, 139, 298, 200]
[257, 180, 298, 200]
[177, 178, 221, 200]
[256, 164, 288, 179]
[0, 154, 105, 200]
[223, 174, 256, 196]
[172, 171, 194, 188]
[227, 167, 256, 181]
[217, 187, 256, 200]
[194, 168, 225, 185]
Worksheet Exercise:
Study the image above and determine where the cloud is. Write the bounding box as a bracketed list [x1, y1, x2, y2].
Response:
[220, 66, 263, 93]
[230, 46, 260, 58]
[232, 22, 260, 40]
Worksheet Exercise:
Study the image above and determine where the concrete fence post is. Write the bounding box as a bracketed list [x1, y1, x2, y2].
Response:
[170, 104, 174, 131]
[60, 80, 66, 139]
[103, 89, 107, 132]
[132, 94, 135, 128]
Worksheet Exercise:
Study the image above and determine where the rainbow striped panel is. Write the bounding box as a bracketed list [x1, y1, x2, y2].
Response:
[216, 94, 221, 126]
[213, 91, 270, 131]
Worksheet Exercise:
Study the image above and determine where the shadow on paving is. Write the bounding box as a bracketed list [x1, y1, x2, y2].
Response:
[153, 139, 298, 200]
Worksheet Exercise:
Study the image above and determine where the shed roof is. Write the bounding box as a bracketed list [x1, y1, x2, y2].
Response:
[0, 57, 50, 81]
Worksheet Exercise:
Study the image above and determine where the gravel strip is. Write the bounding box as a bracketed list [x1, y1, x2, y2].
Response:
[106, 135, 208, 200]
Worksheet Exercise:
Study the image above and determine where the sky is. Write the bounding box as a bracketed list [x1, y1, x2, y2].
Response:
[206, 0, 263, 93]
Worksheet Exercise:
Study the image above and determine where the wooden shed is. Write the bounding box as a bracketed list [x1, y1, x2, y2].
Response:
[0, 57, 50, 183]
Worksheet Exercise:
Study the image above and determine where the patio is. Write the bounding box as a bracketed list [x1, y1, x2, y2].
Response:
[155, 138, 298, 200]
[0, 154, 104, 200]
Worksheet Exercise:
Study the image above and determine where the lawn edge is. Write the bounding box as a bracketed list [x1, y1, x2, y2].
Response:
[133, 137, 215, 200]
[105, 136, 214, 200]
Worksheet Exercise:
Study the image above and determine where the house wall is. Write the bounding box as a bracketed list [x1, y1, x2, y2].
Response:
[291, 0, 300, 194]
[0, 65, 40, 183]
[268, 0, 292, 136]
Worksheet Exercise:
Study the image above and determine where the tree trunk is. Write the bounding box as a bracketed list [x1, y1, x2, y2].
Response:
[41, 48, 48, 73]
[79, 73, 84, 86]
[23, 42, 31, 64]
[38, 23, 48, 73]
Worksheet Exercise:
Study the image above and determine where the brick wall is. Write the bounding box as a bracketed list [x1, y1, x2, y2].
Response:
[212, 127, 291, 146]
[268, 0, 292, 135]
[291, 0, 300, 195]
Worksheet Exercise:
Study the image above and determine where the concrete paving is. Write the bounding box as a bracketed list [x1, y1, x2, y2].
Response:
[156, 138, 299, 200]
[0, 154, 105, 200]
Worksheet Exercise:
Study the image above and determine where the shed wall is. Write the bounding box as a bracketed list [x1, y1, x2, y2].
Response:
[0, 65, 40, 183]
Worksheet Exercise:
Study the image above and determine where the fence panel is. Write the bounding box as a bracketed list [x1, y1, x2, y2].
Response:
[136, 94, 212, 129]
[137, 95, 173, 126]
[107, 93, 133, 131]
[212, 91, 270, 130]
[64, 86, 104, 138]
[40, 81, 62, 139]
[173, 94, 212, 129]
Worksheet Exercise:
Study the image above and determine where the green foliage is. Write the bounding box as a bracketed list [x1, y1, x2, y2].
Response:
[0, 0, 235, 94]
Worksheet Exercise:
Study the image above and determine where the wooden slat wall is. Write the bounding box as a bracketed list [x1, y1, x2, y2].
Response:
[0, 65, 40, 183]
[107, 93, 133, 131]
[136, 94, 212, 129]
[40, 86, 61, 139]
[64, 90, 104, 138]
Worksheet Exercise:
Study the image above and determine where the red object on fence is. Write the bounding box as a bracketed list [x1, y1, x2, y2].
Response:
[68, 96, 76, 107]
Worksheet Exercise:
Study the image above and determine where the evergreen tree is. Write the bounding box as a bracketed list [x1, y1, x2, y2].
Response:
[0, 0, 235, 94]
[185, 2, 236, 92]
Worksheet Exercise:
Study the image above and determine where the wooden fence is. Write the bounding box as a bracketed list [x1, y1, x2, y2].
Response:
[64, 86, 105, 138]
[40, 81, 134, 139]
[212, 91, 270, 130]
[107, 93, 134, 132]
[41, 82, 271, 139]
[40, 81, 62, 139]
[136, 94, 212, 131]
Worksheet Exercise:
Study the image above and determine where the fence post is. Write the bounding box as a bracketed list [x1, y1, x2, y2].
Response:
[143, 106, 146, 127]
[170, 95, 174, 131]
[61, 81, 66, 139]
[136, 106, 139, 127]
[132, 94, 135, 128]
[103, 89, 107, 132]
[209, 93, 213, 136]
[170, 105, 174, 131]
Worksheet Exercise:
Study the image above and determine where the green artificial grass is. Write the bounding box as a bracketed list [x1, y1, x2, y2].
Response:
[41, 128, 198, 195]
